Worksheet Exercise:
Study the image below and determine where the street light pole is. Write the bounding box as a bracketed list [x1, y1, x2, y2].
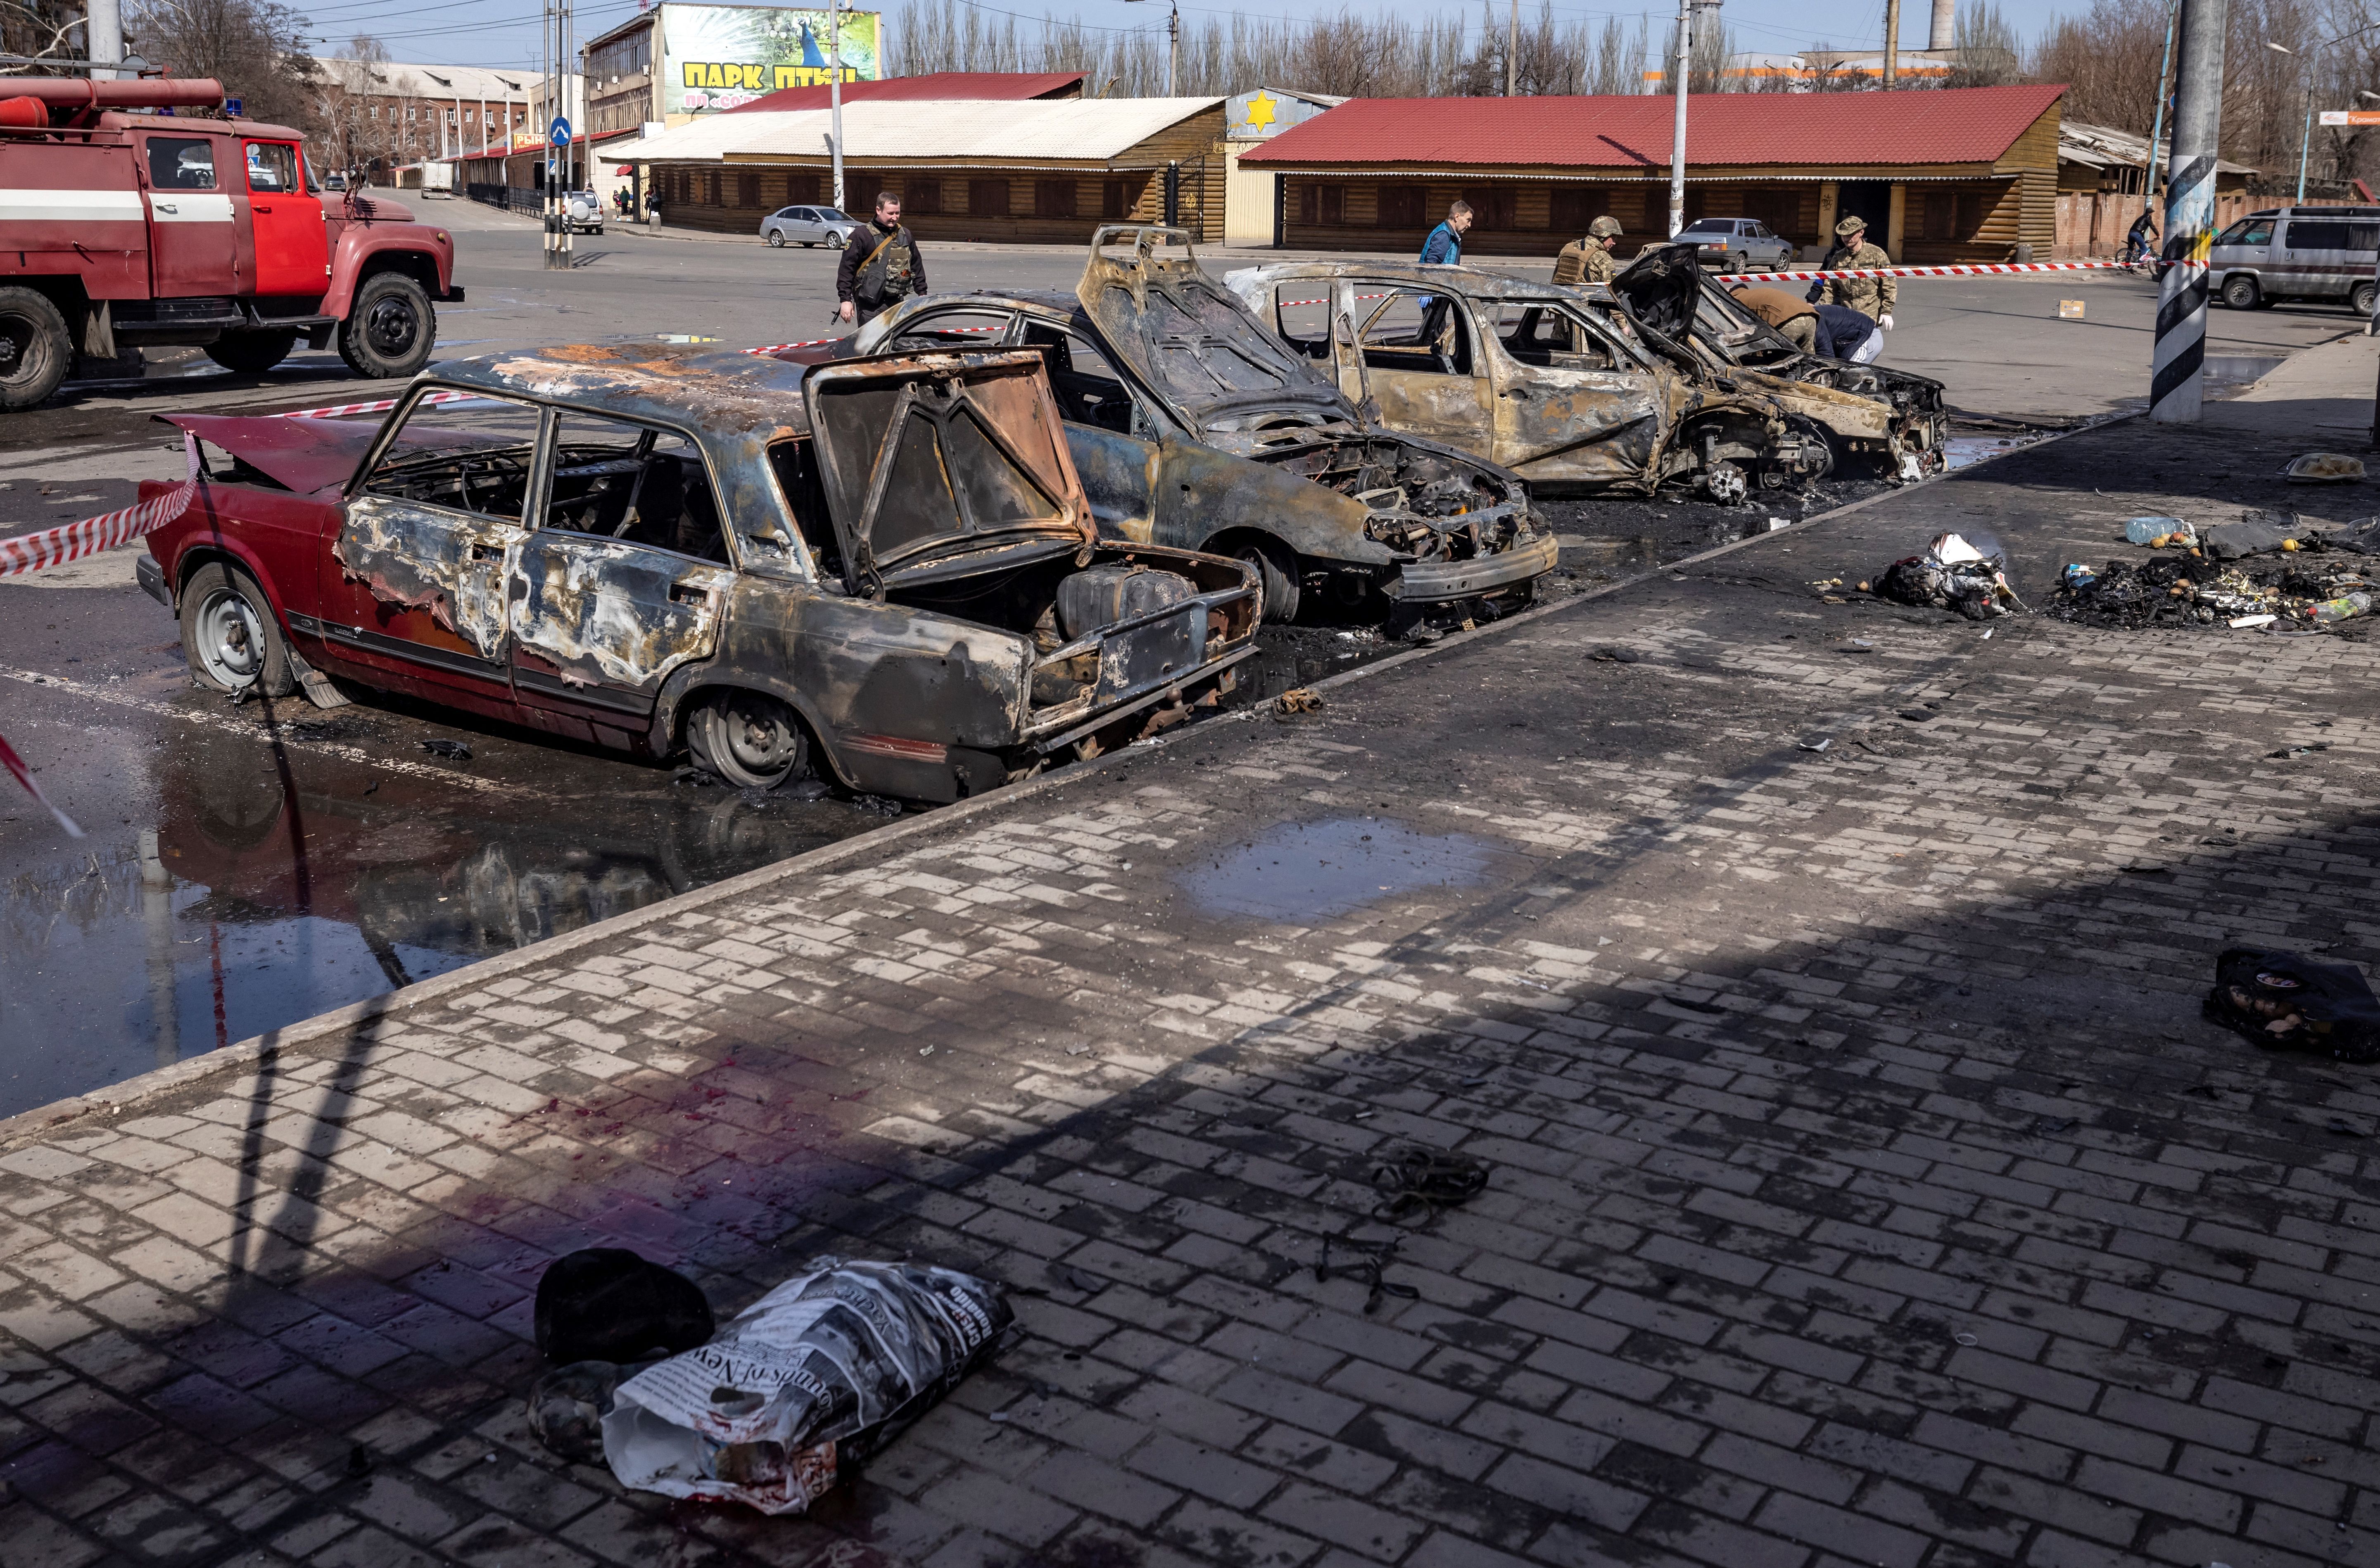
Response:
[829, 0, 843, 213]
[2142, 0, 2178, 204]
[1668, 0, 1717, 238]
[2150, 0, 2228, 423]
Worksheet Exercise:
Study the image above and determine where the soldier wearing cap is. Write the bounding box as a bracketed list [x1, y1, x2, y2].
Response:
[1817, 214, 1895, 331]
[1553, 215, 1626, 287]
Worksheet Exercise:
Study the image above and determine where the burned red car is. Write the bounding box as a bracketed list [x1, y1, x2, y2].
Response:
[138, 343, 1259, 801]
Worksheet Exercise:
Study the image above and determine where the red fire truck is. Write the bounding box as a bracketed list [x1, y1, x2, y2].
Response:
[0, 75, 462, 412]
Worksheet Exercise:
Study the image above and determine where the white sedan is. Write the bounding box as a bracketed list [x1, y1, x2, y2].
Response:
[760, 205, 860, 248]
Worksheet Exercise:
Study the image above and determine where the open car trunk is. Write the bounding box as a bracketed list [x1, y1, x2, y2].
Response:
[802, 350, 1259, 749]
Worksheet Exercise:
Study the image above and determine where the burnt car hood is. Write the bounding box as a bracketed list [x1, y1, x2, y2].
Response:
[157, 412, 499, 495]
[803, 350, 1099, 593]
[1076, 224, 1354, 434]
[1610, 243, 1704, 345]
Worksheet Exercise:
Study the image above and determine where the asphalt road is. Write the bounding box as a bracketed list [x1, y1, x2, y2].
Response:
[0, 193, 2363, 1116]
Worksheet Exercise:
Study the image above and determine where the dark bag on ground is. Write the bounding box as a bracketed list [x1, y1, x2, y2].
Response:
[535, 1249, 715, 1366]
[2204, 947, 2380, 1063]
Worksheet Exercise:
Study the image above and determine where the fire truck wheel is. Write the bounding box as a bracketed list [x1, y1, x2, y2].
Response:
[204, 331, 297, 376]
[0, 286, 71, 412]
[338, 273, 436, 381]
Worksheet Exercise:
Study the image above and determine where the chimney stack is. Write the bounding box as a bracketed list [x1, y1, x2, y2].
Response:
[1930, 0, 1955, 50]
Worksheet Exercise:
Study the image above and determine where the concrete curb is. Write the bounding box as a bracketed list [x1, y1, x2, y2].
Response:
[0, 413, 2126, 1150]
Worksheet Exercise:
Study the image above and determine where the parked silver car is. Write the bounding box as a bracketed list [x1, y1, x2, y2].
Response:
[2206, 205, 2380, 313]
[761, 205, 860, 249]
[1670, 217, 1796, 274]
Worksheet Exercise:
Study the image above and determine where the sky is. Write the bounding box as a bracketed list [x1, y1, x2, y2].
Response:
[284, 0, 2082, 78]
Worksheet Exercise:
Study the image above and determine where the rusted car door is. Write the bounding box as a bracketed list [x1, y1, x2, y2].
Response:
[504, 411, 738, 728]
[1333, 282, 1495, 458]
[1475, 297, 1666, 487]
[321, 392, 542, 699]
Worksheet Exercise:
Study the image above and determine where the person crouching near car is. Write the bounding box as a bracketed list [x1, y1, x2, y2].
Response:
[837, 193, 929, 328]
[1813, 302, 1884, 364]
[1729, 283, 1819, 352]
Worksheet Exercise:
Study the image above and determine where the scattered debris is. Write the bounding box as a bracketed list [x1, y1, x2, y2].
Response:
[2124, 516, 2195, 547]
[2268, 743, 2330, 759]
[534, 1249, 715, 1367]
[417, 738, 473, 761]
[1796, 737, 1833, 753]
[1872, 533, 2023, 619]
[672, 765, 721, 787]
[1276, 688, 1325, 715]
[2285, 452, 2366, 483]
[2204, 947, 2380, 1063]
[1317, 1234, 1421, 1314]
[2054, 532, 2380, 633]
[529, 1360, 629, 1463]
[848, 794, 902, 816]
[604, 1258, 1010, 1514]
[1368, 1146, 1490, 1223]
[1589, 646, 1643, 664]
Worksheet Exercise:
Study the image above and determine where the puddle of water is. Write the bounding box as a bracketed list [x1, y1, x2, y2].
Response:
[1942, 433, 2044, 471]
[1176, 817, 1503, 923]
[0, 727, 869, 1118]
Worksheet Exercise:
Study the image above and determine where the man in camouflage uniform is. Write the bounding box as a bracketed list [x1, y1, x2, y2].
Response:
[1552, 215, 1625, 287]
[1817, 214, 1895, 334]
[836, 193, 929, 327]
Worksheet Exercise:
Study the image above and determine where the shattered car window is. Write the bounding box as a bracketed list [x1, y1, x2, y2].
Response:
[885, 309, 1016, 353]
[545, 412, 730, 566]
[1358, 288, 1475, 377]
[1020, 323, 1137, 433]
[1267, 285, 1334, 360]
[1487, 301, 1618, 372]
[1095, 278, 1304, 400]
[360, 395, 543, 521]
[766, 440, 839, 578]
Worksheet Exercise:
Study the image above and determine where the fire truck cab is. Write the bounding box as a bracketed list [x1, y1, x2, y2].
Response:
[0, 75, 462, 412]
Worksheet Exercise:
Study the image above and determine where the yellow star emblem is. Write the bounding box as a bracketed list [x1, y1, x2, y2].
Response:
[1240, 91, 1278, 133]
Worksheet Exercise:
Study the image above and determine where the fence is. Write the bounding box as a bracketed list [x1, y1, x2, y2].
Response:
[2051, 191, 2374, 258]
[467, 183, 545, 217]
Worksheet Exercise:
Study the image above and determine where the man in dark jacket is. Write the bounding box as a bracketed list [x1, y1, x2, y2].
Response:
[1812, 302, 1881, 362]
[836, 193, 927, 326]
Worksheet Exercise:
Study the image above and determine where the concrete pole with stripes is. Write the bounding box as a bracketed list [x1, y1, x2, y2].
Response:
[2150, 0, 2229, 423]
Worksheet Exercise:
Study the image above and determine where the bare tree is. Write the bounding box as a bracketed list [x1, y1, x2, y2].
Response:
[1947, 0, 2022, 85]
[0, 0, 88, 71]
[130, 0, 323, 127]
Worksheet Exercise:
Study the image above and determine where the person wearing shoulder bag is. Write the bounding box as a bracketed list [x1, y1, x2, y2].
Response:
[836, 193, 929, 326]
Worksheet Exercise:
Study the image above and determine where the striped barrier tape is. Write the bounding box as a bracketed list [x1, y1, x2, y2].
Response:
[0, 436, 200, 581]
[0, 728, 81, 838]
[281, 388, 487, 420]
[1753, 259, 2152, 283]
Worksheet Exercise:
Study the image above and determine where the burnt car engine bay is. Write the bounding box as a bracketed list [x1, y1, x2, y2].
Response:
[1217, 412, 1531, 567]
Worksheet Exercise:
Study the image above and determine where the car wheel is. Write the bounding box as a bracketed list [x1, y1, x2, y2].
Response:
[180, 561, 296, 697]
[338, 271, 436, 380]
[2222, 274, 2261, 310]
[686, 689, 812, 790]
[2354, 282, 2377, 316]
[768, 230, 786, 247]
[0, 284, 71, 412]
[1232, 540, 1302, 623]
[827, 231, 847, 250]
[203, 331, 298, 375]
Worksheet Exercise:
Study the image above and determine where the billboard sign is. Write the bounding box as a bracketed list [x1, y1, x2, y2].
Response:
[2320, 109, 2380, 126]
[660, 3, 881, 115]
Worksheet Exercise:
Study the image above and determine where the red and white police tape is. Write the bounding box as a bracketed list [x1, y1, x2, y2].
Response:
[0, 729, 83, 838]
[0, 437, 199, 581]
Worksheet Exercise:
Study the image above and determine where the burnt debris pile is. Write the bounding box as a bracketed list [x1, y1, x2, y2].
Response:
[2052, 510, 2380, 633]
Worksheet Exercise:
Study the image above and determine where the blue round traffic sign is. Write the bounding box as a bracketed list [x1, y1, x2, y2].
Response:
[548, 117, 572, 147]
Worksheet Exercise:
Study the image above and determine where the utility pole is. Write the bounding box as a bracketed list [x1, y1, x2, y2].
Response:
[2150, 0, 2228, 422]
[1882, 0, 1898, 86]
[1668, 0, 1716, 236]
[829, 0, 843, 212]
[85, 0, 122, 80]
[1168, 2, 1178, 95]
[1507, 0, 1518, 95]
[2142, 0, 2178, 205]
[544, 0, 575, 269]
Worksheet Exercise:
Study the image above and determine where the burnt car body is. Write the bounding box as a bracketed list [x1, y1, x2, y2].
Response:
[1227, 252, 1941, 502]
[138, 343, 1259, 802]
[1599, 244, 1948, 479]
[825, 226, 1556, 623]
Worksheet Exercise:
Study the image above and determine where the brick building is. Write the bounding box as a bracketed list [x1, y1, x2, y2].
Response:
[1239, 83, 2067, 263]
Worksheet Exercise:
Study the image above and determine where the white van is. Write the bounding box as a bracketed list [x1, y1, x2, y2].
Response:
[2208, 205, 2380, 312]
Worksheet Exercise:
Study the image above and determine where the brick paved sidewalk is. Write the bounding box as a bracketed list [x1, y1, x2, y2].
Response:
[10, 379, 2380, 1568]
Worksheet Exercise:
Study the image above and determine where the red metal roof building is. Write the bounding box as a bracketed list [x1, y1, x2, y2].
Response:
[1238, 84, 2067, 262]
[724, 70, 1084, 115]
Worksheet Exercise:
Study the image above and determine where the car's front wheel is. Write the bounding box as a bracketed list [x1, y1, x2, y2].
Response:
[1232, 539, 1302, 623]
[827, 231, 847, 249]
[2353, 281, 2376, 316]
[2222, 274, 2262, 310]
[180, 561, 296, 697]
[686, 690, 812, 789]
[767, 229, 786, 247]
